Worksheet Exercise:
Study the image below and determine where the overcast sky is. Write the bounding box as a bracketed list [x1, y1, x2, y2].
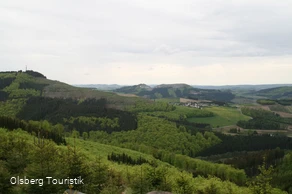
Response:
[1, 0, 292, 85]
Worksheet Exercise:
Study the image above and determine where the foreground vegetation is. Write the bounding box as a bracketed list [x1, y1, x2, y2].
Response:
[0, 128, 289, 194]
[1, 71, 292, 193]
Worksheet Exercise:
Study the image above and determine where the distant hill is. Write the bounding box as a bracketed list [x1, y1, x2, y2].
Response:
[193, 84, 292, 91]
[115, 84, 152, 94]
[75, 83, 292, 93]
[255, 86, 292, 99]
[115, 83, 235, 102]
[155, 83, 192, 89]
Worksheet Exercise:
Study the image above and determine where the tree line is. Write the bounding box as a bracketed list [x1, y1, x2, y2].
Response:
[0, 127, 288, 194]
[128, 100, 175, 112]
[19, 81, 48, 91]
[237, 107, 292, 130]
[223, 148, 285, 177]
[89, 115, 221, 158]
[24, 70, 47, 78]
[17, 97, 137, 133]
[107, 152, 149, 166]
[197, 132, 292, 157]
[0, 129, 124, 193]
[0, 116, 66, 144]
[0, 77, 16, 90]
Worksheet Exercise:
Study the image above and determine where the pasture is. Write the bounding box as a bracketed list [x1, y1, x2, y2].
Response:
[187, 106, 250, 127]
[155, 98, 180, 103]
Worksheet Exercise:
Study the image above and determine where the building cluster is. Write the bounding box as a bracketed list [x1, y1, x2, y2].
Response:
[182, 102, 203, 109]
[170, 101, 215, 109]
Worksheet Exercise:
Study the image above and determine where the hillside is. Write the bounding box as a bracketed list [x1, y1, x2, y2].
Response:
[255, 86, 292, 99]
[0, 70, 142, 102]
[0, 70, 292, 193]
[1, 120, 290, 193]
[115, 83, 152, 94]
[0, 70, 144, 116]
[115, 83, 235, 102]
[1, 128, 265, 194]
[155, 83, 193, 89]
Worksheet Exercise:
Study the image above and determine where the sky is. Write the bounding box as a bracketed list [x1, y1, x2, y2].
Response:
[1, 0, 292, 85]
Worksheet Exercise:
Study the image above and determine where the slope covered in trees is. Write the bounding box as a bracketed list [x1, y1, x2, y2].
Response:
[197, 132, 292, 156]
[88, 115, 221, 157]
[115, 83, 235, 102]
[255, 86, 292, 99]
[0, 71, 143, 112]
[237, 107, 292, 130]
[0, 116, 66, 144]
[1, 70, 292, 193]
[17, 97, 137, 133]
[3, 128, 284, 194]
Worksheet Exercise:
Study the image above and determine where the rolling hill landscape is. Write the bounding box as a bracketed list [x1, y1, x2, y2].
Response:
[2, 0, 292, 193]
[1, 70, 292, 193]
[114, 83, 235, 102]
[254, 87, 292, 99]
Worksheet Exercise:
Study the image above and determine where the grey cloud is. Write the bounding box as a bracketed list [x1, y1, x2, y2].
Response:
[210, 2, 292, 56]
[0, 0, 292, 84]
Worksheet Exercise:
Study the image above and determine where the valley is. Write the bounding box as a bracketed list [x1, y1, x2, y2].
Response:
[1, 71, 292, 194]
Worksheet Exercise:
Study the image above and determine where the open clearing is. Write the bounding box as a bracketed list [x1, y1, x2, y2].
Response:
[187, 106, 250, 127]
[116, 93, 138, 97]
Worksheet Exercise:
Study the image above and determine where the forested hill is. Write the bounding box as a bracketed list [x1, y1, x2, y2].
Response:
[0, 70, 145, 135]
[255, 86, 292, 99]
[0, 70, 143, 108]
[1, 71, 292, 193]
[114, 83, 152, 94]
[0, 70, 141, 143]
[115, 83, 235, 102]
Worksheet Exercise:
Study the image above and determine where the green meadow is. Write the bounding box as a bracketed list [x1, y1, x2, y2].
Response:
[187, 106, 251, 127]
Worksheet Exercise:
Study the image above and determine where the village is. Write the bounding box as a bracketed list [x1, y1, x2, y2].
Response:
[170, 98, 217, 109]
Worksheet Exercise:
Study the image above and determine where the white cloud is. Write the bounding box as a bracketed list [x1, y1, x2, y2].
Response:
[0, 0, 292, 84]
[59, 57, 292, 85]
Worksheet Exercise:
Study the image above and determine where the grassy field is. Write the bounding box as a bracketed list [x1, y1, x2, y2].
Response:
[141, 105, 214, 121]
[187, 106, 251, 127]
[155, 98, 180, 103]
[174, 106, 213, 116]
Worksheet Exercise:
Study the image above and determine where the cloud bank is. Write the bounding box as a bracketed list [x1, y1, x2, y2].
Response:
[0, 0, 292, 85]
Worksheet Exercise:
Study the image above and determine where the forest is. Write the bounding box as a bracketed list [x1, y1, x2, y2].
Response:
[17, 97, 137, 133]
[237, 108, 292, 130]
[116, 84, 235, 102]
[0, 71, 292, 193]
